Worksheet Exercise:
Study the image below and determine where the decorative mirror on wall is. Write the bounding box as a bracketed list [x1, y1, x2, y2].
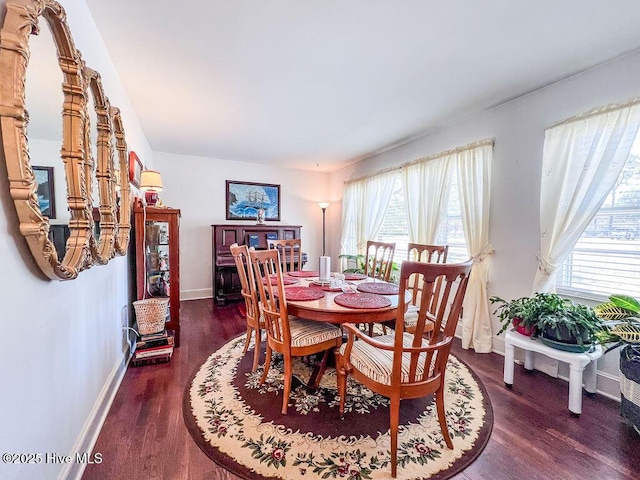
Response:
[0, 0, 131, 280]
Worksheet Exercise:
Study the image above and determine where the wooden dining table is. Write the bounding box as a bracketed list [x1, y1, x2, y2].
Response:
[285, 275, 405, 325]
[282, 274, 406, 388]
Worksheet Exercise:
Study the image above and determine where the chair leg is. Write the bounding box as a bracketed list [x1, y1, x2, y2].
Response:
[281, 356, 292, 415]
[390, 396, 400, 478]
[436, 387, 453, 449]
[336, 352, 347, 419]
[243, 326, 252, 354]
[251, 328, 261, 372]
[260, 345, 272, 385]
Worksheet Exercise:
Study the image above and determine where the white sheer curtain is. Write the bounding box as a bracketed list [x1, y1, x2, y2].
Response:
[402, 155, 453, 243]
[456, 143, 494, 353]
[533, 99, 640, 292]
[340, 180, 363, 257]
[340, 170, 397, 255]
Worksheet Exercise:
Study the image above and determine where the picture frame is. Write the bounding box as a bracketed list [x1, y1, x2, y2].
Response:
[226, 180, 281, 221]
[128, 151, 143, 188]
[33, 166, 56, 219]
[158, 224, 169, 245]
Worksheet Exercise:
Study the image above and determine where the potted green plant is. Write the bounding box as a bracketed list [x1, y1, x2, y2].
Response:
[491, 292, 602, 352]
[338, 254, 401, 284]
[594, 295, 640, 434]
[338, 253, 366, 274]
[490, 292, 571, 337]
[534, 301, 601, 352]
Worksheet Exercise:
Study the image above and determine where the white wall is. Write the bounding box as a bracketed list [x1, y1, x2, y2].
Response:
[153, 152, 330, 300]
[328, 50, 640, 399]
[0, 1, 150, 479]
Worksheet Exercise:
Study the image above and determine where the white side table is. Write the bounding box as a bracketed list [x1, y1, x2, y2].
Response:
[503, 328, 603, 416]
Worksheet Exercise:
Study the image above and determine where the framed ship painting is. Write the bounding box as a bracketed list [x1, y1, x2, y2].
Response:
[226, 181, 281, 221]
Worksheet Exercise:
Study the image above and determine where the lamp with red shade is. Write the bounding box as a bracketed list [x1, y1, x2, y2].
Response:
[139, 170, 163, 206]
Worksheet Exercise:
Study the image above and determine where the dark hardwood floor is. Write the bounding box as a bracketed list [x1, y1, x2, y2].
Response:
[82, 299, 640, 480]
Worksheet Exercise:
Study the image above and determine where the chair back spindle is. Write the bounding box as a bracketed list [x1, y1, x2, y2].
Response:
[364, 240, 396, 281]
[230, 243, 263, 371]
[406, 243, 449, 309]
[250, 248, 291, 352]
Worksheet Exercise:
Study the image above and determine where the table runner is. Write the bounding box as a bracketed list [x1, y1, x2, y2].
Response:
[287, 270, 320, 278]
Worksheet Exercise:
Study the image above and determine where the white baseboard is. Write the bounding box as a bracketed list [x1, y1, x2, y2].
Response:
[180, 288, 212, 300]
[58, 351, 131, 480]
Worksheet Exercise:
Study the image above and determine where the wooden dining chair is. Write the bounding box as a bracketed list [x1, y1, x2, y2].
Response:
[407, 242, 449, 264]
[268, 238, 303, 272]
[405, 243, 449, 334]
[335, 259, 473, 478]
[230, 243, 264, 372]
[364, 240, 396, 281]
[361, 240, 397, 335]
[249, 248, 342, 414]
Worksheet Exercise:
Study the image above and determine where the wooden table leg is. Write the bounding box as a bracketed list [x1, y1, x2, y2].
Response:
[307, 347, 334, 389]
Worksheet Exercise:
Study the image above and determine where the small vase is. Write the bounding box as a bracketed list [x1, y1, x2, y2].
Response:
[256, 207, 265, 225]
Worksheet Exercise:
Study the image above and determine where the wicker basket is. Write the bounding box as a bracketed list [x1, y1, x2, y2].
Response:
[133, 298, 169, 335]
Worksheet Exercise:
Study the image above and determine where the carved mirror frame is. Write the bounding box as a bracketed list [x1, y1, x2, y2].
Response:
[0, 0, 131, 280]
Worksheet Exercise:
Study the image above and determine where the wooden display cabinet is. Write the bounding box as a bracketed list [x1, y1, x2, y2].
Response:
[134, 205, 181, 346]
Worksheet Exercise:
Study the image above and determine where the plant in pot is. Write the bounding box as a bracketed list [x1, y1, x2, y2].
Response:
[338, 253, 401, 284]
[534, 301, 602, 352]
[490, 292, 572, 337]
[594, 295, 640, 435]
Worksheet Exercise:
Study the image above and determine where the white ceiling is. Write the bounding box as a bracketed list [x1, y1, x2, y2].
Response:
[76, 1, 640, 171]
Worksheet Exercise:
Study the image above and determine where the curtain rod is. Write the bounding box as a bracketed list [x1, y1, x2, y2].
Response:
[549, 96, 640, 130]
[344, 138, 494, 186]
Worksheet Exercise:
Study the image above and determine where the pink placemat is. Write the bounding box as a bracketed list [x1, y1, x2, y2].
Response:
[334, 293, 392, 309]
[342, 272, 367, 281]
[287, 270, 320, 278]
[262, 275, 299, 286]
[275, 286, 325, 301]
[310, 281, 342, 292]
[357, 282, 399, 295]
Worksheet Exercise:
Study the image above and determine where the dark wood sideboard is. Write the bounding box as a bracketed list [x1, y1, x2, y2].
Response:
[212, 224, 306, 304]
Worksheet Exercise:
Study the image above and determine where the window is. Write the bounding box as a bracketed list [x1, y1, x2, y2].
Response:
[375, 176, 409, 263]
[557, 148, 640, 298]
[361, 173, 470, 264]
[436, 170, 468, 262]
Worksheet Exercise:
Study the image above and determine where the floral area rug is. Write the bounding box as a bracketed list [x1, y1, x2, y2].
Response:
[184, 335, 493, 480]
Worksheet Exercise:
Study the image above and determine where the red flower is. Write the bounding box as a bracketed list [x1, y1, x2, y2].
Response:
[415, 442, 430, 455]
[271, 448, 285, 461]
[337, 465, 349, 476]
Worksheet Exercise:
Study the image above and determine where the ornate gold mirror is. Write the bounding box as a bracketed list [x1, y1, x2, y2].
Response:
[0, 0, 131, 279]
[111, 107, 131, 255]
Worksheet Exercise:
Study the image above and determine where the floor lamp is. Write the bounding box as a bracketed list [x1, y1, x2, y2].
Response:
[318, 202, 330, 256]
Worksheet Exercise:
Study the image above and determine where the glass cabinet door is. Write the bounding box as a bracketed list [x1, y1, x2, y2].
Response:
[145, 220, 171, 298]
[134, 205, 181, 346]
